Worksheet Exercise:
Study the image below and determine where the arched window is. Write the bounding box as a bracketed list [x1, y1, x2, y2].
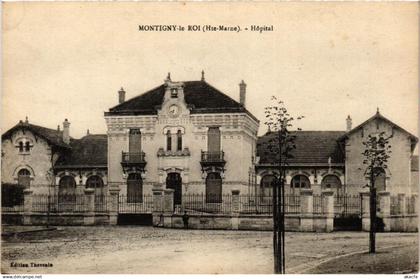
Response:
[166, 130, 172, 151]
[25, 142, 31, 152]
[374, 167, 386, 192]
[17, 168, 31, 188]
[127, 173, 143, 203]
[59, 176, 76, 203]
[86, 175, 104, 195]
[177, 130, 182, 151]
[290, 175, 310, 194]
[260, 175, 276, 197]
[321, 175, 343, 196]
[206, 172, 222, 203]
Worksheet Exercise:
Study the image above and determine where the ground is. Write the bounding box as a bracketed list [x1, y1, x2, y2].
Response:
[1, 226, 418, 274]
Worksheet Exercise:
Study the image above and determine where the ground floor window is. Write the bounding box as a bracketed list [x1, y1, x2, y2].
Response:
[59, 176, 76, 203]
[206, 172, 222, 203]
[127, 173, 143, 203]
[86, 175, 104, 195]
[260, 175, 276, 197]
[17, 168, 31, 188]
[374, 167, 386, 192]
[321, 175, 343, 196]
[290, 175, 310, 194]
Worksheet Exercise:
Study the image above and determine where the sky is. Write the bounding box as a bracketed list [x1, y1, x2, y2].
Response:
[2, 2, 418, 138]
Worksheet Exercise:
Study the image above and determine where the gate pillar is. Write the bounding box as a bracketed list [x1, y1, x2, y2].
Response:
[23, 189, 33, 225]
[322, 190, 334, 232]
[300, 189, 314, 232]
[83, 188, 95, 225]
[360, 190, 370, 231]
[108, 186, 120, 225]
[378, 191, 391, 231]
[164, 189, 175, 213]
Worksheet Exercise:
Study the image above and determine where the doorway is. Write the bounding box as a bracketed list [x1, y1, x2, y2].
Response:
[166, 173, 182, 205]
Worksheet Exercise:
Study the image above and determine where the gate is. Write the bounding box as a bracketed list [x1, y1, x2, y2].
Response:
[333, 194, 362, 231]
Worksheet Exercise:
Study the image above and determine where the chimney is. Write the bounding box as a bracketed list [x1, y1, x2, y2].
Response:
[346, 115, 352, 131]
[57, 125, 60, 132]
[118, 87, 126, 104]
[239, 80, 246, 106]
[63, 119, 70, 144]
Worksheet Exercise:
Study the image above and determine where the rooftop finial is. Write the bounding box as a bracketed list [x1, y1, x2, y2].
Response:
[376, 107, 380, 114]
[25, 116, 28, 123]
[166, 72, 171, 82]
[57, 125, 60, 132]
[87, 129, 90, 135]
[201, 70, 205, 81]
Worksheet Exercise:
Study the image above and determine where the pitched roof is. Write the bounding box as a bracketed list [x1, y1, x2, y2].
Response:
[54, 134, 107, 168]
[106, 80, 258, 121]
[2, 121, 70, 148]
[411, 155, 419, 172]
[257, 131, 345, 166]
[338, 112, 418, 148]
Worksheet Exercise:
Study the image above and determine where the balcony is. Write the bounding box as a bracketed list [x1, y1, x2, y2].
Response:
[200, 151, 226, 172]
[121, 151, 147, 172]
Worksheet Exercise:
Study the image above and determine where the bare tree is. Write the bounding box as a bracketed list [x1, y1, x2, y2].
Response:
[361, 131, 392, 253]
[263, 96, 303, 274]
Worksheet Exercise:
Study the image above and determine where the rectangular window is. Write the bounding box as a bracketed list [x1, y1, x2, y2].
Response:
[171, 88, 178, 98]
[129, 129, 142, 154]
[166, 131, 172, 151]
[177, 130, 182, 151]
[207, 127, 221, 152]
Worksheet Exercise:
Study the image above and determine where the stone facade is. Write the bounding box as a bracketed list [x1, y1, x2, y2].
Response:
[105, 78, 259, 196]
[1, 126, 58, 194]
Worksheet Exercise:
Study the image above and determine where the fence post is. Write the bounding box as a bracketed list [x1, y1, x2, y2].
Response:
[108, 186, 120, 225]
[322, 190, 334, 232]
[23, 189, 33, 225]
[231, 190, 240, 230]
[300, 189, 313, 232]
[377, 191, 391, 231]
[83, 188, 95, 225]
[360, 190, 370, 231]
[164, 189, 174, 213]
[152, 187, 164, 226]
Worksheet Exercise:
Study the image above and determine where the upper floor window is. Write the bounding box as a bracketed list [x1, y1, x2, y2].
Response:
[129, 129, 142, 153]
[166, 130, 172, 151]
[177, 130, 182, 151]
[25, 142, 30, 152]
[16, 140, 32, 153]
[171, 88, 178, 98]
[207, 127, 221, 153]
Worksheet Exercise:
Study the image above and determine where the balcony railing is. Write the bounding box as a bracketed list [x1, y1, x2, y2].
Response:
[122, 151, 146, 164]
[201, 151, 225, 163]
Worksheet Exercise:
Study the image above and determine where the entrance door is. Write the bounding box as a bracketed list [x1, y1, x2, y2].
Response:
[166, 173, 182, 205]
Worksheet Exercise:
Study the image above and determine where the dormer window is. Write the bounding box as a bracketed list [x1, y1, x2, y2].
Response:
[171, 88, 178, 98]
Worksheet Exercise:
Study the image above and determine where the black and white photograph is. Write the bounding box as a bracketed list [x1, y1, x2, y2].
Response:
[1, 2, 418, 275]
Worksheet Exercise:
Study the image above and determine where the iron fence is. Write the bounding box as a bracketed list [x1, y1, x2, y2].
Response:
[175, 194, 232, 215]
[334, 195, 361, 217]
[95, 195, 110, 213]
[313, 195, 324, 215]
[390, 195, 402, 215]
[32, 194, 86, 213]
[406, 196, 416, 214]
[175, 194, 301, 215]
[118, 194, 153, 213]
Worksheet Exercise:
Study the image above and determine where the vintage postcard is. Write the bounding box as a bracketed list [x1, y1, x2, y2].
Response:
[1, 2, 418, 276]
